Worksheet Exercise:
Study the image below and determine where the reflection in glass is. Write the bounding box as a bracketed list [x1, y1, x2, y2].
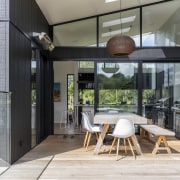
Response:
[142, 0, 180, 46]
[97, 63, 138, 113]
[142, 63, 180, 129]
[52, 0, 180, 48]
[99, 8, 140, 47]
[142, 63, 156, 119]
[101, 63, 119, 74]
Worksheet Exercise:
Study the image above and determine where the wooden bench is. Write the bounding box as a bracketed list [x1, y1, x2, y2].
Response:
[140, 124, 175, 154]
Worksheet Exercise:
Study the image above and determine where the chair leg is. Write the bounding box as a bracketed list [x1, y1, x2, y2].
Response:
[83, 131, 89, 147]
[116, 138, 120, 161]
[109, 137, 117, 155]
[95, 132, 99, 141]
[86, 132, 92, 151]
[127, 137, 136, 159]
[124, 138, 127, 154]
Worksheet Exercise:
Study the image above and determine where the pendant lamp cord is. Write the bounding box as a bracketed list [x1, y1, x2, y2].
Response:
[120, 0, 122, 35]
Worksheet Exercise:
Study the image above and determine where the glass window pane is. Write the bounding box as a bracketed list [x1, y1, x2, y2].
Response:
[99, 8, 140, 47]
[142, 63, 180, 130]
[79, 61, 94, 69]
[97, 62, 138, 113]
[142, 0, 180, 47]
[53, 18, 97, 47]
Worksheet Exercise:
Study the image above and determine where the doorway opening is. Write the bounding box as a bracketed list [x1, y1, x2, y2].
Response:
[67, 74, 74, 111]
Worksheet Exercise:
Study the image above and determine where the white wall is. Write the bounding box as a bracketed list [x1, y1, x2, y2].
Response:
[53, 61, 77, 123]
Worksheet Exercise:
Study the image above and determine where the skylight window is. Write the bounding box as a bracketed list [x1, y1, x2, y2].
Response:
[103, 16, 136, 28]
[102, 27, 131, 37]
[105, 0, 119, 3]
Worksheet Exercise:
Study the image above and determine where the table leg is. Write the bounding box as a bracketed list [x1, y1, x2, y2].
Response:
[139, 128, 145, 142]
[140, 127, 153, 143]
[131, 134, 143, 155]
[94, 124, 109, 155]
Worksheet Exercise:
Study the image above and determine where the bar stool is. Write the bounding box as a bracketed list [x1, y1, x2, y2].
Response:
[60, 110, 74, 128]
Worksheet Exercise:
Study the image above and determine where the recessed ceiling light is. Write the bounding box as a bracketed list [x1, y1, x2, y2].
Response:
[105, 0, 119, 3]
[103, 16, 136, 28]
[102, 27, 131, 37]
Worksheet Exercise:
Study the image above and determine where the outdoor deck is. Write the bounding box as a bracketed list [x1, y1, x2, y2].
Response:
[0, 125, 180, 179]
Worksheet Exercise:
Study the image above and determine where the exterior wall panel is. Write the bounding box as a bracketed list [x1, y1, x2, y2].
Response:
[10, 0, 49, 36]
[9, 24, 32, 163]
[0, 0, 9, 20]
[7, 0, 50, 164]
[0, 22, 9, 92]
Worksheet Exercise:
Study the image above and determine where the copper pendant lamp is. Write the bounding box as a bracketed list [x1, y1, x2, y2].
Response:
[106, 0, 135, 56]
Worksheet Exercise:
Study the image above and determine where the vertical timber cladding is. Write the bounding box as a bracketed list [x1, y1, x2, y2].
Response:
[9, 24, 32, 163]
[8, 0, 50, 163]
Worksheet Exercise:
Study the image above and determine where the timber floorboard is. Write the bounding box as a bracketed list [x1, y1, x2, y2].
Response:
[0, 133, 180, 180]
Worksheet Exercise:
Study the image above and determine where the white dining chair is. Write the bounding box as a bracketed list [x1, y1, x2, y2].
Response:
[81, 112, 102, 151]
[109, 118, 136, 160]
[84, 110, 94, 125]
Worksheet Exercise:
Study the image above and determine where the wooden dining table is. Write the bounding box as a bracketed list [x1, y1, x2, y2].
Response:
[93, 112, 147, 155]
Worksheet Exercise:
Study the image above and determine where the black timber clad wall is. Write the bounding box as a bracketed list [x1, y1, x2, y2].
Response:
[8, 0, 50, 163]
[46, 60, 54, 137]
[10, 0, 49, 35]
[42, 59, 54, 140]
[36, 54, 54, 143]
[9, 24, 31, 162]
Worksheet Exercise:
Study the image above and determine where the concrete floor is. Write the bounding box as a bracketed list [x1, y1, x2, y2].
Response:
[0, 132, 180, 180]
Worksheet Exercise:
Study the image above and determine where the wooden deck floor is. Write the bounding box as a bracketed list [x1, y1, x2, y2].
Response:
[0, 130, 180, 179]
